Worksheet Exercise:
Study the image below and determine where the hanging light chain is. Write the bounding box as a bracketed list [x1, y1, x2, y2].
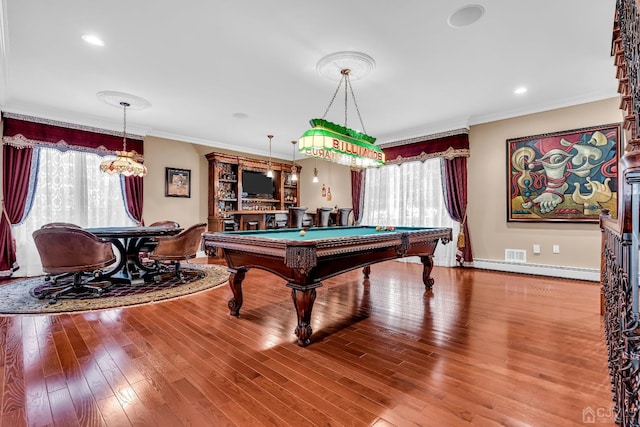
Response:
[120, 101, 130, 152]
[319, 69, 367, 134]
[321, 76, 344, 120]
[346, 72, 367, 134]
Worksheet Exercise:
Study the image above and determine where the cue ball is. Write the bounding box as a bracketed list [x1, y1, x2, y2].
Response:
[299, 230, 306, 236]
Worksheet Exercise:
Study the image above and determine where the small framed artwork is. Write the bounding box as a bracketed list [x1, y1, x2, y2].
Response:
[507, 123, 621, 223]
[165, 167, 191, 198]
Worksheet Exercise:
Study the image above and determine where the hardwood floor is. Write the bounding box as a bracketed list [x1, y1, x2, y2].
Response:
[0, 260, 614, 426]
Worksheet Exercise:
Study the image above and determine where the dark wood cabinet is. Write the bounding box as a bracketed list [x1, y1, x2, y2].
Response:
[206, 152, 300, 232]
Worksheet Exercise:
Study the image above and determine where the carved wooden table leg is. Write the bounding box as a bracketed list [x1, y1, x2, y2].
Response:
[227, 267, 247, 316]
[420, 255, 435, 290]
[290, 286, 317, 347]
[363, 265, 371, 278]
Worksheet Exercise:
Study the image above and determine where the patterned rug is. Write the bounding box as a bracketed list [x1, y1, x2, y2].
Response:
[0, 264, 230, 315]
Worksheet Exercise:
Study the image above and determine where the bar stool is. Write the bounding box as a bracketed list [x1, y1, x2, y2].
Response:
[223, 220, 238, 231]
[316, 207, 333, 227]
[337, 208, 353, 226]
[288, 207, 307, 228]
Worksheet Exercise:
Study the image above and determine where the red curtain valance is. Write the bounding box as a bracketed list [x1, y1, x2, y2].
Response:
[382, 132, 469, 165]
[2, 115, 143, 154]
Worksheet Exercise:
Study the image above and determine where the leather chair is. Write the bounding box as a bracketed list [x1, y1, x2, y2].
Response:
[32, 226, 117, 303]
[316, 207, 333, 227]
[148, 223, 207, 282]
[288, 207, 307, 228]
[140, 220, 181, 259]
[337, 208, 353, 226]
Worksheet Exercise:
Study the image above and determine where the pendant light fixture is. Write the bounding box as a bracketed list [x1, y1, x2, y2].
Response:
[99, 101, 148, 177]
[312, 157, 319, 183]
[97, 91, 150, 178]
[298, 52, 385, 168]
[290, 140, 298, 181]
[266, 134, 274, 178]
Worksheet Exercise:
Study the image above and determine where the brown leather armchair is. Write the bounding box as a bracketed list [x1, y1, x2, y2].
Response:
[148, 223, 207, 282]
[140, 220, 181, 257]
[32, 226, 117, 303]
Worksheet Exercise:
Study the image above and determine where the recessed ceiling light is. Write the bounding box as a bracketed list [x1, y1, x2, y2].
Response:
[232, 113, 249, 119]
[514, 86, 528, 95]
[448, 4, 485, 28]
[81, 34, 105, 47]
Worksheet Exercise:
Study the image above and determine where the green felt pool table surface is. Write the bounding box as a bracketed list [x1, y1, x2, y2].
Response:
[221, 225, 435, 241]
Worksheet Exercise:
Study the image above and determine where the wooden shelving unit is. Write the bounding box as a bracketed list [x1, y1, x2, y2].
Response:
[206, 152, 300, 232]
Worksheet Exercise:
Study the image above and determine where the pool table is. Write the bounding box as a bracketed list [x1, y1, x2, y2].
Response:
[201, 225, 452, 346]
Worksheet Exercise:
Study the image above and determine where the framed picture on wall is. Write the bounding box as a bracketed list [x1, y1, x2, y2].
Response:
[507, 123, 621, 223]
[165, 167, 191, 198]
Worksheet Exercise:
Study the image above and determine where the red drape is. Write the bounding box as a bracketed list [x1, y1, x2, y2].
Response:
[1, 144, 34, 276]
[443, 156, 473, 266]
[124, 176, 144, 225]
[3, 116, 143, 154]
[350, 169, 363, 224]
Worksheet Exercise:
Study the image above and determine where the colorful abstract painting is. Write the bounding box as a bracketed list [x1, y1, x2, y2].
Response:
[507, 123, 621, 222]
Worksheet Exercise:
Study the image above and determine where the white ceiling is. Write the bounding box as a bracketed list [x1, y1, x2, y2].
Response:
[0, 0, 619, 160]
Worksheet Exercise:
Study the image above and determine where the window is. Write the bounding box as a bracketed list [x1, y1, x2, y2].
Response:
[361, 158, 459, 266]
[12, 147, 135, 277]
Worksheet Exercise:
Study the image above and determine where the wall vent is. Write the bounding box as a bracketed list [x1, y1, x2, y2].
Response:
[505, 249, 527, 263]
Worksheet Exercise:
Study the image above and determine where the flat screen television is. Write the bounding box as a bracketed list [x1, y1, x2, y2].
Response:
[242, 170, 275, 198]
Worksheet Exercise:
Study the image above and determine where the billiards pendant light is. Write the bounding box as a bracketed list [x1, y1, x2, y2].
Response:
[298, 52, 385, 169]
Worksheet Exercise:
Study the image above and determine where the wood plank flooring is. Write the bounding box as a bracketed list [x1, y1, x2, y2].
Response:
[0, 261, 615, 426]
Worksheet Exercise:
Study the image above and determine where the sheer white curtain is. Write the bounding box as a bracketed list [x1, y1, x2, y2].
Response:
[12, 147, 136, 277]
[361, 158, 459, 266]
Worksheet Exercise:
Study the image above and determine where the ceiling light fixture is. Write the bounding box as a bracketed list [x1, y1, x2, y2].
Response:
[312, 156, 319, 183]
[99, 101, 147, 177]
[299, 62, 385, 169]
[266, 135, 274, 178]
[290, 140, 298, 181]
[514, 86, 528, 95]
[447, 4, 485, 28]
[81, 34, 105, 46]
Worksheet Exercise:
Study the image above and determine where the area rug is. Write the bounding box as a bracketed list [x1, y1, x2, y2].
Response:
[0, 264, 230, 315]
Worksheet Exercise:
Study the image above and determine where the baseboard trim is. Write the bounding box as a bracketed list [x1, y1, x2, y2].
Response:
[472, 259, 600, 282]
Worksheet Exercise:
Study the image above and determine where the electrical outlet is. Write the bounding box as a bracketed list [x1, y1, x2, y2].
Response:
[533, 244, 541, 254]
[552, 245, 560, 254]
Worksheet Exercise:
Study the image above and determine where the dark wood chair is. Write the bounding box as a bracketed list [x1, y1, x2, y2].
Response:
[32, 226, 117, 303]
[337, 208, 353, 226]
[148, 223, 207, 282]
[316, 207, 333, 227]
[288, 207, 308, 228]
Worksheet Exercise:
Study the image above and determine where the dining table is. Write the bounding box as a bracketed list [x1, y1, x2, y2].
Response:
[85, 225, 182, 285]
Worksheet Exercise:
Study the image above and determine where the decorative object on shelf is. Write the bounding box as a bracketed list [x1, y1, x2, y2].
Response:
[298, 53, 385, 169]
[266, 134, 274, 178]
[290, 140, 298, 181]
[165, 167, 191, 198]
[99, 99, 148, 177]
